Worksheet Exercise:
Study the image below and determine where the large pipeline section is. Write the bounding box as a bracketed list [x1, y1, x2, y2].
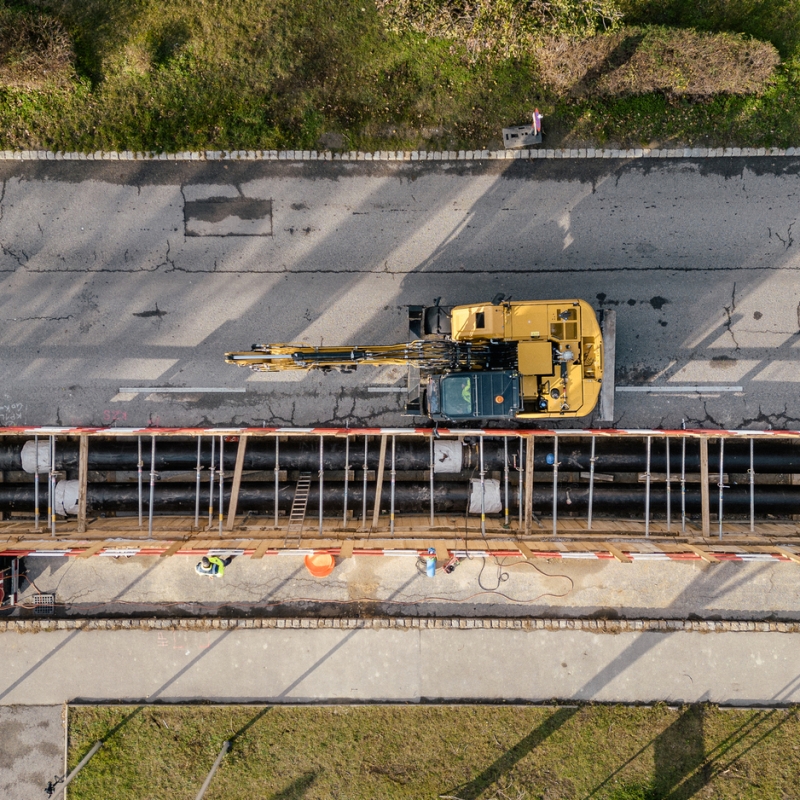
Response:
[3, 437, 800, 473]
[0, 481, 799, 516]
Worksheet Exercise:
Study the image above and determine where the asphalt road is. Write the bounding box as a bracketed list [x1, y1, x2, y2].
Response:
[0, 157, 798, 430]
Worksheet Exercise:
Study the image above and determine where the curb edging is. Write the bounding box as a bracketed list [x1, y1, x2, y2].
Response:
[0, 147, 798, 163]
[1, 617, 797, 633]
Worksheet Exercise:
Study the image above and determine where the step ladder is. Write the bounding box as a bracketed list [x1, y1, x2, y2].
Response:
[285, 472, 312, 548]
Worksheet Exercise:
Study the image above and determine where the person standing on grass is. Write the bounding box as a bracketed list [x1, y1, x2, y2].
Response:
[195, 555, 233, 578]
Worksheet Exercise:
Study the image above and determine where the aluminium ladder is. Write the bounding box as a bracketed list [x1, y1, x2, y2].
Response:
[284, 472, 312, 548]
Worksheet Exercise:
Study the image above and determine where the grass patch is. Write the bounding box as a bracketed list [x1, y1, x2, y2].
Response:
[0, 0, 799, 150]
[68, 704, 800, 799]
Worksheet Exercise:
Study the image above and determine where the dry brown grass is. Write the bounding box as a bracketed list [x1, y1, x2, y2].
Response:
[0, 8, 75, 90]
[535, 26, 779, 97]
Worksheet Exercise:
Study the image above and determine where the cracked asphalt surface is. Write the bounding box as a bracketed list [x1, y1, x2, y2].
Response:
[0, 157, 798, 430]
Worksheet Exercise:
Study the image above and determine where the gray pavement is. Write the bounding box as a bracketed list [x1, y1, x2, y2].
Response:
[1, 626, 799, 705]
[19, 553, 800, 620]
[0, 705, 64, 800]
[0, 158, 798, 430]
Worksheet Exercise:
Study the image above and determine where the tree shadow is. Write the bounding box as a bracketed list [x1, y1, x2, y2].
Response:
[268, 770, 318, 800]
[445, 707, 579, 800]
[652, 705, 707, 799]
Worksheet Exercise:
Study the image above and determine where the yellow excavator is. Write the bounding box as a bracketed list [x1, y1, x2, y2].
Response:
[226, 298, 607, 420]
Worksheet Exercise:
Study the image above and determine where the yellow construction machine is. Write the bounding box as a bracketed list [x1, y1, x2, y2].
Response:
[226, 298, 609, 420]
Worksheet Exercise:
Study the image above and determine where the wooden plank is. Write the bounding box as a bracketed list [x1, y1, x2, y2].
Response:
[160, 540, 187, 558]
[339, 540, 355, 558]
[77, 541, 106, 559]
[603, 542, 632, 563]
[225, 436, 248, 530]
[699, 438, 710, 536]
[371, 435, 388, 531]
[515, 540, 535, 560]
[685, 543, 718, 563]
[434, 542, 449, 562]
[251, 540, 273, 559]
[77, 435, 89, 534]
[524, 437, 534, 534]
[772, 546, 800, 565]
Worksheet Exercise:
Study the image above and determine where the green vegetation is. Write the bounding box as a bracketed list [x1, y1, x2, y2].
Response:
[0, 0, 798, 151]
[68, 704, 800, 799]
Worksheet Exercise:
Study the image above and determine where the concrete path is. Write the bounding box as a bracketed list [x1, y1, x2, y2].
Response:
[0, 158, 798, 430]
[20, 553, 800, 620]
[0, 705, 64, 800]
[2, 626, 799, 706]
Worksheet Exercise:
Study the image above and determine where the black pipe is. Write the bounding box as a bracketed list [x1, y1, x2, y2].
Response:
[1, 481, 800, 516]
[4, 436, 800, 474]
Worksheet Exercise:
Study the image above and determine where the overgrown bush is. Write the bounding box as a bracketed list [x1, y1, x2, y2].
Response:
[376, 0, 624, 58]
[535, 26, 779, 97]
[0, 8, 75, 90]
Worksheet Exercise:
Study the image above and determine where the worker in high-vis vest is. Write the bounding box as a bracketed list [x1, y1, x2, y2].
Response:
[195, 555, 231, 578]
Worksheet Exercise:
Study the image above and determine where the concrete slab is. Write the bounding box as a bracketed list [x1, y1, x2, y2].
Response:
[0, 705, 64, 800]
[19, 554, 800, 620]
[1, 628, 799, 705]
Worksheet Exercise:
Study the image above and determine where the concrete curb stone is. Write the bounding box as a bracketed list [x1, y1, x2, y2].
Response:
[2, 617, 800, 633]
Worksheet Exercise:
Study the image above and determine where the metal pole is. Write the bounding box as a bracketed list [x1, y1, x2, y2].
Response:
[274, 438, 280, 528]
[49, 741, 103, 799]
[681, 437, 686, 533]
[552, 437, 559, 537]
[518, 437, 524, 530]
[362, 437, 368, 529]
[503, 436, 509, 529]
[749, 438, 755, 533]
[389, 435, 396, 535]
[33, 434, 39, 531]
[343, 435, 349, 529]
[208, 437, 215, 529]
[665, 437, 671, 532]
[194, 437, 201, 529]
[49, 436, 56, 536]
[148, 435, 156, 539]
[137, 436, 143, 529]
[318, 436, 324, 536]
[587, 435, 596, 530]
[479, 435, 486, 536]
[644, 436, 651, 537]
[194, 741, 230, 800]
[218, 436, 224, 535]
[718, 437, 725, 540]
[429, 435, 435, 527]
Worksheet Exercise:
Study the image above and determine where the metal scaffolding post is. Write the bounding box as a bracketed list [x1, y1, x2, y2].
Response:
[718, 437, 726, 539]
[49, 435, 56, 536]
[644, 436, 651, 537]
[318, 436, 324, 536]
[361, 437, 368, 530]
[503, 437, 510, 529]
[429, 435, 435, 527]
[587, 435, 596, 530]
[208, 437, 215, 529]
[389, 435, 396, 535]
[148, 436, 156, 539]
[479, 435, 486, 536]
[274, 438, 280, 528]
[551, 437, 559, 537]
[665, 438, 671, 532]
[33, 433, 39, 532]
[749, 439, 755, 532]
[680, 437, 687, 533]
[518, 437, 524, 530]
[218, 436, 224, 535]
[343, 435, 350, 529]
[194, 437, 202, 529]
[137, 436, 143, 529]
